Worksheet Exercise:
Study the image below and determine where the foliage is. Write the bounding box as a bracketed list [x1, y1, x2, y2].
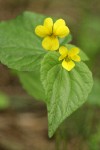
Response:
[89, 125, 100, 150]
[0, 11, 93, 137]
[17, 71, 46, 101]
[41, 51, 93, 137]
[0, 92, 10, 110]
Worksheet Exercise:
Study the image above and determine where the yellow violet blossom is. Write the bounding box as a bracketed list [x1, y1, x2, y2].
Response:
[35, 18, 70, 51]
[59, 46, 81, 71]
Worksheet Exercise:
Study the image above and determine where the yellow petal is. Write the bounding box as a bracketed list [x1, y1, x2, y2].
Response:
[44, 18, 53, 35]
[72, 55, 81, 62]
[53, 19, 70, 38]
[53, 19, 66, 30]
[68, 47, 80, 58]
[35, 25, 49, 37]
[62, 59, 75, 71]
[54, 26, 70, 38]
[42, 36, 59, 51]
[59, 46, 68, 55]
[59, 55, 67, 61]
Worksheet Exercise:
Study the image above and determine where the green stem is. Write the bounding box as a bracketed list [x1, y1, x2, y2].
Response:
[55, 127, 67, 150]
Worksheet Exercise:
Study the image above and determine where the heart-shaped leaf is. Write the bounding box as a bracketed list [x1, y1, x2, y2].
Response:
[41, 52, 93, 137]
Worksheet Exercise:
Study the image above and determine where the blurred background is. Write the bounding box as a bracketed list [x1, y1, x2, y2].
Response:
[0, 0, 100, 150]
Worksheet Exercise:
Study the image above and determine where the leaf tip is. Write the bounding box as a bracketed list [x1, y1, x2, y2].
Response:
[48, 129, 54, 138]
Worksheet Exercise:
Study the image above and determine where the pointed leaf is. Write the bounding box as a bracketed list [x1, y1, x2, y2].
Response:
[41, 52, 93, 137]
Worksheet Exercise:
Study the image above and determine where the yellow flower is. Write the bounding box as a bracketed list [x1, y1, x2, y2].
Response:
[35, 18, 70, 51]
[59, 46, 81, 71]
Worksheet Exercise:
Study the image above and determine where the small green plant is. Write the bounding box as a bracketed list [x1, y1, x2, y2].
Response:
[0, 92, 10, 110]
[0, 11, 93, 137]
[89, 125, 100, 150]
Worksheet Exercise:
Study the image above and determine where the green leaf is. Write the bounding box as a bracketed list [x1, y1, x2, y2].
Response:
[0, 11, 72, 71]
[60, 34, 72, 45]
[0, 11, 46, 71]
[41, 52, 93, 137]
[17, 71, 45, 101]
[66, 44, 89, 61]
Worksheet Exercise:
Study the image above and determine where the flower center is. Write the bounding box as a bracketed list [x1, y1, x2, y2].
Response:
[49, 34, 56, 39]
[65, 55, 71, 62]
[49, 26, 57, 37]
